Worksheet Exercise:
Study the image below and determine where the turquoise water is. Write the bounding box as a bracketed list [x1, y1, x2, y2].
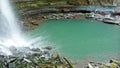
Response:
[28, 19, 120, 61]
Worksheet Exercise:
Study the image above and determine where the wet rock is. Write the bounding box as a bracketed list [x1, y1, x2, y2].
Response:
[43, 46, 53, 50]
[0, 55, 5, 62]
[0, 46, 73, 68]
[86, 59, 120, 68]
[8, 63, 15, 68]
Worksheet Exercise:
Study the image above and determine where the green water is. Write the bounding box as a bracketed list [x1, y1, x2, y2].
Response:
[28, 19, 120, 61]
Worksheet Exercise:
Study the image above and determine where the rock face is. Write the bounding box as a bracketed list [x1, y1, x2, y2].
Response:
[13, 0, 118, 13]
[0, 47, 74, 68]
[69, 0, 117, 6]
[14, 0, 118, 6]
[13, 0, 118, 31]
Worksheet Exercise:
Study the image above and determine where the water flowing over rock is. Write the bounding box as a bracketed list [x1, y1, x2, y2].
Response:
[0, 0, 31, 55]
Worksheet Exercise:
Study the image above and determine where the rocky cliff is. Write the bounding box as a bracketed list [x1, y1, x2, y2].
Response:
[13, 0, 119, 31]
[14, 0, 118, 6]
[13, 0, 119, 11]
[68, 0, 117, 6]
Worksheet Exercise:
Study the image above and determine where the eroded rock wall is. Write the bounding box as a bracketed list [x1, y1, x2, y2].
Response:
[14, 0, 117, 6]
[69, 0, 117, 6]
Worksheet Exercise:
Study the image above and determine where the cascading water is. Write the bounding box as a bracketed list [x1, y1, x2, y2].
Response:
[0, 0, 58, 67]
[0, 0, 30, 55]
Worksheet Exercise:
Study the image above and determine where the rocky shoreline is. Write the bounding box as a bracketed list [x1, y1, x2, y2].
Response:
[14, 0, 120, 30]
[0, 46, 120, 68]
[73, 59, 120, 68]
[0, 46, 74, 68]
[21, 10, 120, 31]
[0, 48, 120, 68]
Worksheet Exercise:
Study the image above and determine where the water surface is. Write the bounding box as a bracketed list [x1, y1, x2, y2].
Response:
[28, 20, 120, 61]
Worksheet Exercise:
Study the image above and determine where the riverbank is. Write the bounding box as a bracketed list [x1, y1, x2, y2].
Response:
[74, 59, 120, 68]
[0, 46, 119, 68]
[0, 46, 74, 68]
[20, 7, 120, 30]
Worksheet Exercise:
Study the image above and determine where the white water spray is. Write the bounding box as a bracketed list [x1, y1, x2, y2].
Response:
[0, 0, 30, 55]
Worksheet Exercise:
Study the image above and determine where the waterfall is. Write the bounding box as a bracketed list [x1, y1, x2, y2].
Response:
[0, 0, 30, 55]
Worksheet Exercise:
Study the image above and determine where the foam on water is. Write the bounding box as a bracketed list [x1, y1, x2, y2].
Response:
[0, 0, 31, 55]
